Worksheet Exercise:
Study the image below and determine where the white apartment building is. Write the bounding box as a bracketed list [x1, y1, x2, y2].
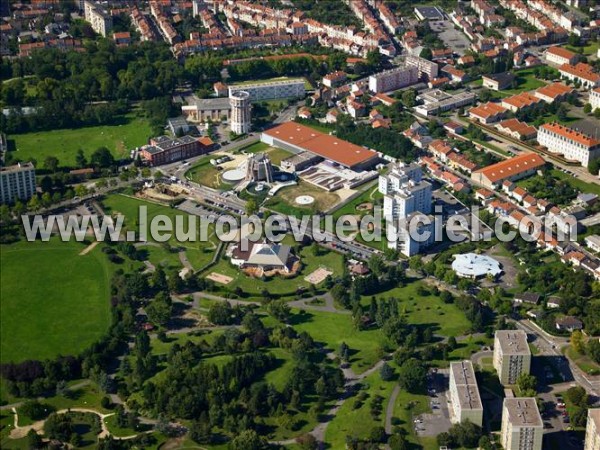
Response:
[590, 88, 600, 112]
[414, 90, 477, 117]
[228, 79, 305, 101]
[449, 361, 484, 426]
[405, 55, 439, 81]
[493, 330, 531, 385]
[538, 123, 600, 168]
[585, 408, 600, 450]
[544, 46, 578, 66]
[585, 235, 600, 253]
[368, 66, 419, 93]
[379, 163, 433, 256]
[0, 162, 36, 204]
[84, 1, 112, 37]
[501, 398, 543, 450]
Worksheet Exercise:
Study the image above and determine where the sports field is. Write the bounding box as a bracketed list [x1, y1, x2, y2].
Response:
[9, 113, 152, 166]
[0, 239, 112, 364]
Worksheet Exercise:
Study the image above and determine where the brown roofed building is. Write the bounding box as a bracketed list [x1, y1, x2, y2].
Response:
[471, 153, 546, 188]
[469, 102, 507, 124]
[495, 119, 537, 140]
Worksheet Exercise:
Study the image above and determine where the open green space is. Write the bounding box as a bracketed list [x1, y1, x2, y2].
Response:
[185, 156, 228, 190]
[205, 245, 345, 298]
[264, 181, 341, 216]
[362, 282, 472, 338]
[551, 169, 600, 197]
[565, 41, 600, 56]
[101, 194, 218, 270]
[503, 68, 553, 95]
[565, 346, 600, 376]
[290, 309, 385, 374]
[391, 384, 436, 450]
[8, 112, 152, 166]
[325, 371, 394, 448]
[0, 239, 112, 364]
[332, 185, 381, 221]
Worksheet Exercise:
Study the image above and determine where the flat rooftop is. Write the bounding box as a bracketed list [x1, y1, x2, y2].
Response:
[450, 361, 482, 411]
[495, 330, 530, 356]
[503, 398, 542, 427]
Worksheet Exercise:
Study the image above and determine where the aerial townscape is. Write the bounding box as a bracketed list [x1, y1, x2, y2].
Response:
[2, 0, 600, 449]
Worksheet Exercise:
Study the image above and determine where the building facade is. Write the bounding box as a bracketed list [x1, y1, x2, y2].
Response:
[538, 123, 600, 168]
[368, 66, 419, 93]
[590, 88, 600, 112]
[228, 79, 305, 101]
[0, 162, 36, 204]
[544, 46, 579, 66]
[84, 1, 112, 37]
[449, 361, 484, 426]
[493, 330, 531, 385]
[230, 91, 252, 135]
[500, 398, 543, 450]
[139, 135, 211, 166]
[585, 408, 600, 450]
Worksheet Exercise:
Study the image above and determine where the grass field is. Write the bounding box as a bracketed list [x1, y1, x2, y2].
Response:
[101, 194, 218, 271]
[0, 239, 113, 364]
[264, 181, 341, 217]
[565, 41, 600, 56]
[565, 346, 600, 375]
[185, 156, 227, 190]
[551, 169, 600, 197]
[9, 112, 152, 166]
[362, 282, 472, 338]
[290, 309, 385, 374]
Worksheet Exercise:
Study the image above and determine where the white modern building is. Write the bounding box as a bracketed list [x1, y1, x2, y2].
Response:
[368, 66, 419, 93]
[229, 91, 251, 135]
[379, 163, 433, 256]
[228, 79, 305, 101]
[493, 330, 531, 385]
[500, 398, 543, 450]
[84, 1, 112, 37]
[0, 162, 36, 204]
[405, 55, 439, 80]
[584, 408, 600, 450]
[538, 123, 600, 168]
[449, 361, 484, 426]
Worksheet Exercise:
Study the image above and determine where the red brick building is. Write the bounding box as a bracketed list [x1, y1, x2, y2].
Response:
[140, 135, 214, 166]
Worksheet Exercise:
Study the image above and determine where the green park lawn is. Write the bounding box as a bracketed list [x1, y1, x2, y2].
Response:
[325, 371, 394, 448]
[362, 282, 472, 338]
[101, 194, 218, 271]
[264, 181, 341, 217]
[551, 169, 600, 197]
[565, 41, 600, 56]
[9, 113, 152, 166]
[0, 239, 113, 364]
[185, 156, 227, 190]
[204, 245, 345, 298]
[290, 309, 385, 374]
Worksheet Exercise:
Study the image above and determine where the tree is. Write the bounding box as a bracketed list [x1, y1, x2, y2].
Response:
[584, 103, 592, 114]
[369, 425, 387, 443]
[589, 158, 600, 176]
[397, 358, 427, 393]
[296, 433, 318, 450]
[27, 429, 43, 450]
[516, 373, 537, 395]
[380, 362, 395, 381]
[566, 386, 588, 407]
[420, 47, 433, 61]
[388, 433, 408, 450]
[447, 336, 457, 351]
[267, 300, 291, 323]
[571, 330, 585, 354]
[43, 156, 59, 173]
[75, 149, 87, 168]
[90, 147, 115, 168]
[401, 89, 417, 108]
[228, 429, 267, 450]
[246, 198, 258, 216]
[146, 291, 172, 326]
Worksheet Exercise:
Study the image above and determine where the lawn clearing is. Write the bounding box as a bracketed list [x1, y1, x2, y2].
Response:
[185, 156, 227, 190]
[551, 169, 600, 197]
[0, 240, 112, 364]
[8, 112, 152, 166]
[264, 181, 341, 216]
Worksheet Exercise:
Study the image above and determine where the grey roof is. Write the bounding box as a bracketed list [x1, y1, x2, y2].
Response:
[247, 242, 291, 267]
[484, 72, 516, 85]
[495, 330, 530, 356]
[193, 97, 231, 111]
[503, 398, 542, 427]
[450, 361, 482, 411]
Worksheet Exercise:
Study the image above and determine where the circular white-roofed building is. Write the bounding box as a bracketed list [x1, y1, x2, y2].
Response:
[452, 253, 502, 279]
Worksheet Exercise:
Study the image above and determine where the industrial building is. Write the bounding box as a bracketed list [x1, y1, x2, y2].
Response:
[493, 330, 531, 385]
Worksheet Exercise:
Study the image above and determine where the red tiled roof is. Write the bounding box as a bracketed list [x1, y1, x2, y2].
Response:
[474, 153, 546, 183]
[540, 123, 600, 147]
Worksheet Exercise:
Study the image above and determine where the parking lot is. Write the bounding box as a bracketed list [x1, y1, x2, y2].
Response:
[413, 368, 453, 437]
[429, 20, 471, 55]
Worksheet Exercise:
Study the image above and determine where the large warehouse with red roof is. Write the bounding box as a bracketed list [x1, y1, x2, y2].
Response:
[261, 122, 380, 171]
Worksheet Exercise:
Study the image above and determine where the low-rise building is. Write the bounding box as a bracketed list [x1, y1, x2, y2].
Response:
[322, 71, 347, 88]
[482, 72, 516, 90]
[493, 330, 531, 385]
[469, 102, 507, 124]
[500, 398, 543, 450]
[544, 46, 579, 66]
[449, 361, 483, 426]
[139, 135, 212, 166]
[0, 162, 36, 204]
[585, 234, 600, 253]
[534, 82, 574, 103]
[495, 119, 538, 140]
[538, 123, 600, 168]
[559, 62, 600, 88]
[471, 153, 546, 189]
[501, 92, 544, 113]
[555, 316, 583, 332]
